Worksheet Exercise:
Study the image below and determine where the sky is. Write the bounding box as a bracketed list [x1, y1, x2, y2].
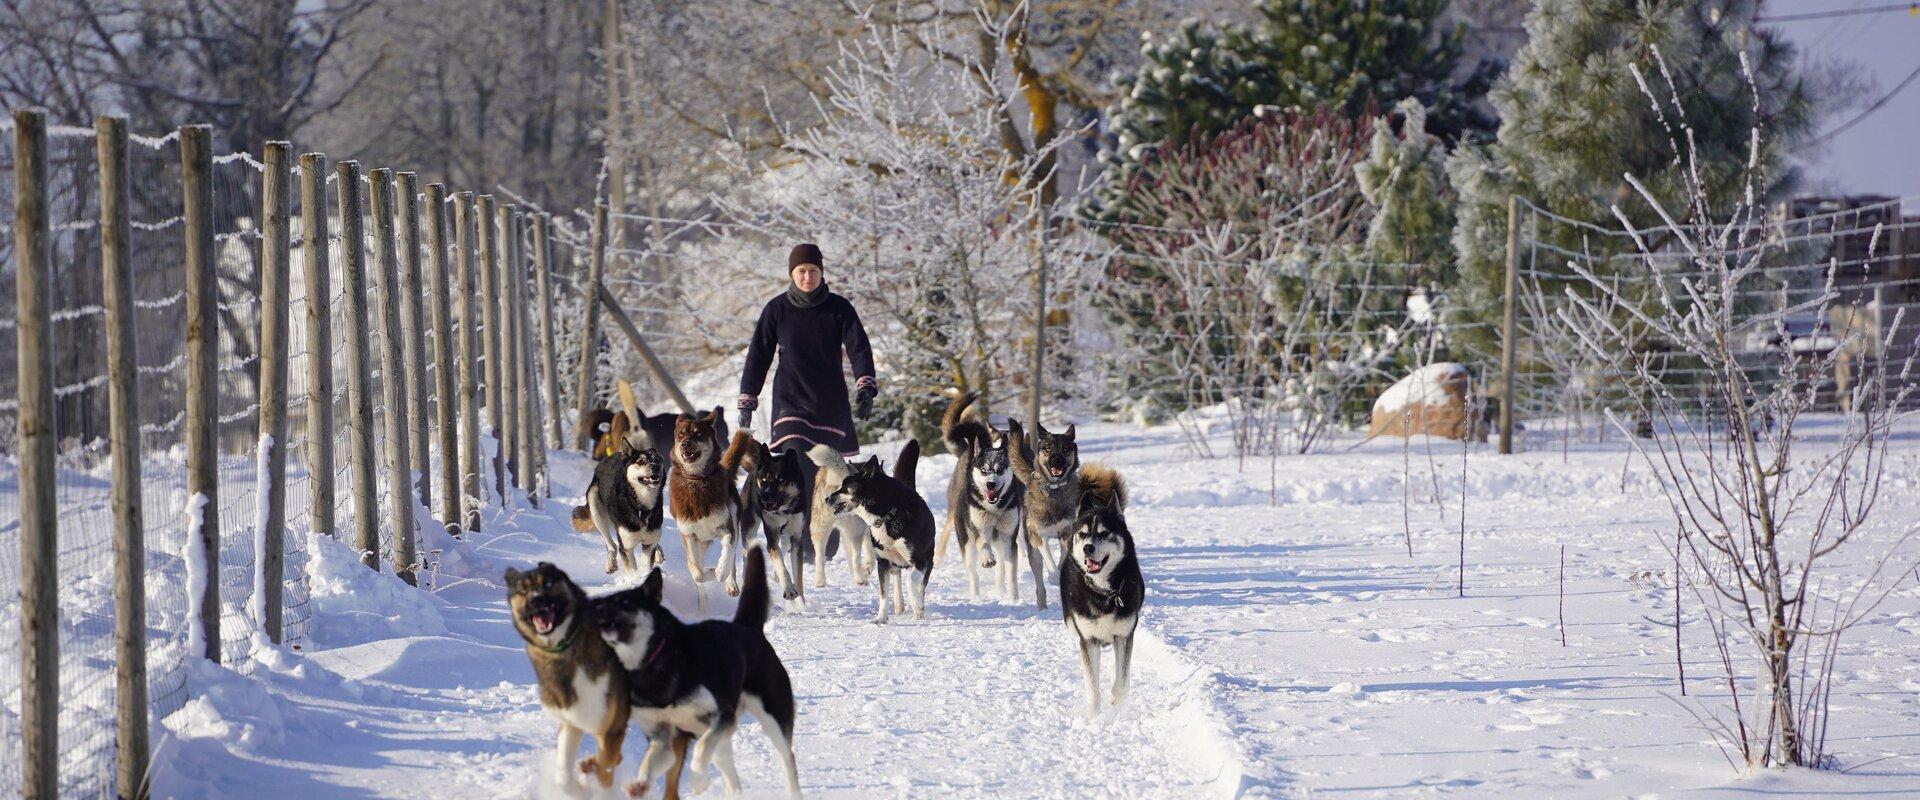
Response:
[1769, 0, 1920, 198]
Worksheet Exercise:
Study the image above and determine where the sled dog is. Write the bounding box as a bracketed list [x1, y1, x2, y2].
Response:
[505, 562, 629, 789]
[668, 410, 750, 615]
[590, 546, 802, 799]
[805, 446, 873, 588]
[739, 437, 812, 602]
[1008, 418, 1126, 608]
[1059, 490, 1143, 716]
[822, 440, 936, 622]
[941, 392, 1025, 602]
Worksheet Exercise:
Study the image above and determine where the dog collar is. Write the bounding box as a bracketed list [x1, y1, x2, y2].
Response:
[641, 636, 668, 667]
[533, 618, 582, 654]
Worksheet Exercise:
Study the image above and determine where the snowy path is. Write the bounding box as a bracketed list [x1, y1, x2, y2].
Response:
[155, 449, 1246, 799]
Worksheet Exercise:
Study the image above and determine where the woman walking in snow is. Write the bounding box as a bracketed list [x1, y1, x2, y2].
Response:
[737, 243, 878, 459]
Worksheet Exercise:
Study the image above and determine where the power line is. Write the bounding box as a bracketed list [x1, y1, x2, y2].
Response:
[1811, 60, 1920, 144]
[1756, 3, 1918, 23]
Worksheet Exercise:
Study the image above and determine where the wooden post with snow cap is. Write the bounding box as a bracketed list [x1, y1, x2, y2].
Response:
[427, 184, 461, 536]
[181, 123, 222, 661]
[370, 168, 418, 585]
[337, 161, 381, 570]
[98, 114, 152, 799]
[15, 107, 58, 800]
[1499, 194, 1520, 455]
[398, 172, 432, 510]
[256, 141, 294, 643]
[299, 153, 336, 543]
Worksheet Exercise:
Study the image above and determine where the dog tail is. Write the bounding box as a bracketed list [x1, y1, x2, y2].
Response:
[942, 391, 985, 454]
[570, 504, 595, 532]
[1079, 464, 1128, 511]
[806, 443, 848, 473]
[614, 379, 652, 451]
[891, 438, 920, 484]
[735, 542, 771, 630]
[722, 429, 755, 474]
[1006, 417, 1036, 481]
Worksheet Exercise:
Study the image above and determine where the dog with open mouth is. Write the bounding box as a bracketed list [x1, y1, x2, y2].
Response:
[1058, 487, 1143, 716]
[505, 562, 630, 789]
[667, 410, 751, 615]
[589, 545, 801, 799]
[821, 439, 936, 623]
[1008, 418, 1127, 609]
[572, 380, 671, 574]
[939, 391, 1025, 602]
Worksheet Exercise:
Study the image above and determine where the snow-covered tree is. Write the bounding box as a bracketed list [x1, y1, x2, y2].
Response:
[1356, 99, 1456, 274]
[1445, 0, 1811, 355]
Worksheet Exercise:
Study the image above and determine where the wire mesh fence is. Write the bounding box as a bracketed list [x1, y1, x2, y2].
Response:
[0, 113, 580, 797]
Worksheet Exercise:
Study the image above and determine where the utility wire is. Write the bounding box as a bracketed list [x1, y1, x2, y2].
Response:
[1756, 3, 1917, 23]
[1811, 59, 1920, 144]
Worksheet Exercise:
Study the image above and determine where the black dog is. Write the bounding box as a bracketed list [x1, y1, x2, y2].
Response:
[823, 439, 935, 622]
[589, 546, 800, 797]
[1058, 490, 1143, 716]
[572, 436, 667, 574]
[740, 438, 813, 603]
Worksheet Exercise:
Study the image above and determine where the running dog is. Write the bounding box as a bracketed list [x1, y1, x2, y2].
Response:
[1008, 419, 1126, 609]
[590, 546, 802, 799]
[668, 410, 750, 615]
[806, 447, 873, 589]
[571, 380, 672, 574]
[822, 440, 936, 623]
[505, 563, 629, 789]
[739, 438, 811, 603]
[1059, 490, 1143, 716]
[941, 392, 1025, 602]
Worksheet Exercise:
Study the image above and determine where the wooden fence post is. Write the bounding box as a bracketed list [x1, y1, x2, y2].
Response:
[98, 114, 151, 800]
[573, 204, 609, 449]
[336, 161, 380, 570]
[1500, 194, 1520, 455]
[299, 153, 336, 542]
[1026, 195, 1048, 437]
[397, 173, 432, 509]
[369, 169, 418, 585]
[181, 123, 221, 662]
[512, 211, 539, 502]
[596, 283, 694, 414]
[497, 204, 522, 494]
[255, 141, 293, 644]
[455, 194, 484, 530]
[529, 211, 560, 460]
[426, 184, 460, 536]
[14, 107, 58, 800]
[477, 195, 505, 503]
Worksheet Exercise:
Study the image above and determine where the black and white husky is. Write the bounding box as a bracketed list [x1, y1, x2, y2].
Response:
[941, 392, 1025, 602]
[1059, 490, 1143, 716]
[575, 436, 666, 575]
[739, 438, 811, 603]
[820, 439, 935, 623]
[588, 546, 801, 798]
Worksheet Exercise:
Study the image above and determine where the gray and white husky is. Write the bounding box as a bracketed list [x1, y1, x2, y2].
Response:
[941, 391, 1025, 602]
[1008, 419, 1126, 609]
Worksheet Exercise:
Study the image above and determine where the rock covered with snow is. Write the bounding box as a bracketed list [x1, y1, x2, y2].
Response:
[1368, 362, 1486, 442]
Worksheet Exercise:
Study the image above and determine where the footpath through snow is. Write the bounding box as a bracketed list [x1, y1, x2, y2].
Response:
[151, 445, 1252, 799]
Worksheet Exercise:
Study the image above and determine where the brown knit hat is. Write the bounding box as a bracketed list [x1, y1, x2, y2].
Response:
[788, 243, 823, 272]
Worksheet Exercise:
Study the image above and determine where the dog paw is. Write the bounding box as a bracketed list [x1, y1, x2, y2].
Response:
[724, 581, 740, 597]
[625, 779, 650, 798]
[684, 769, 712, 794]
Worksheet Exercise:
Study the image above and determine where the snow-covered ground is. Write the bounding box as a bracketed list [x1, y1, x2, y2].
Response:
[109, 417, 1920, 797]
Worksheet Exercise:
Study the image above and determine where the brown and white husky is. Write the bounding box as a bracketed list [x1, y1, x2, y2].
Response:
[667, 409, 750, 615]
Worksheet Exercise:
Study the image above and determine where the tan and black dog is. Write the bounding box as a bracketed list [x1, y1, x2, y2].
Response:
[505, 562, 629, 790]
[1007, 419, 1127, 609]
[667, 410, 750, 615]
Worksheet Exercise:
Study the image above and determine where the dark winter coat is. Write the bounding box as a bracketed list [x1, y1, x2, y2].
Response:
[740, 287, 875, 457]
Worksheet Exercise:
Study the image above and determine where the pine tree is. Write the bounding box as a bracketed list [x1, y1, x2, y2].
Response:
[1445, 0, 1810, 353]
[1102, 0, 1495, 182]
[1356, 99, 1457, 274]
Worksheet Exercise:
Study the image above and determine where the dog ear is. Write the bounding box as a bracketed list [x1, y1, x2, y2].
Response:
[1034, 418, 1051, 439]
[503, 567, 523, 587]
[1075, 490, 1106, 520]
[641, 568, 665, 603]
[1063, 422, 1076, 441]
